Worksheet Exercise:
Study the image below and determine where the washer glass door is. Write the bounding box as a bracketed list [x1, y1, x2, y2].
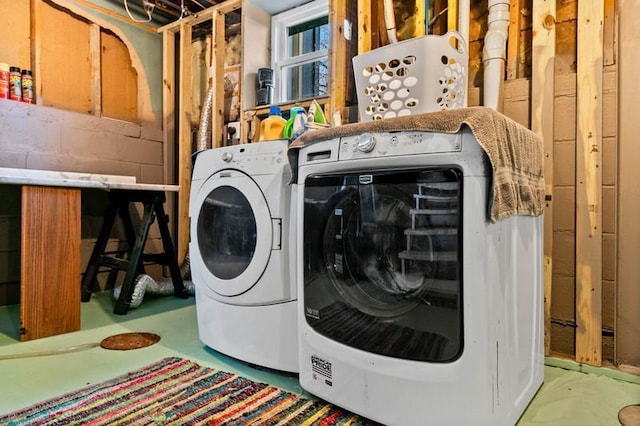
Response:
[303, 168, 463, 362]
[195, 170, 272, 296]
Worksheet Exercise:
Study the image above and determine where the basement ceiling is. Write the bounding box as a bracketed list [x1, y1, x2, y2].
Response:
[118, 0, 311, 25]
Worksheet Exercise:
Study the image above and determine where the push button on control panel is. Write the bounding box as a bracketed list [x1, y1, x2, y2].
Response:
[222, 151, 233, 162]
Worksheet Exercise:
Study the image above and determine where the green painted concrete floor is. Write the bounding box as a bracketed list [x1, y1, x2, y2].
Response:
[0, 292, 639, 425]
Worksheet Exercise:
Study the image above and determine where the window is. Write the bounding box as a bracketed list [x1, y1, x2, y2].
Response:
[271, 0, 329, 103]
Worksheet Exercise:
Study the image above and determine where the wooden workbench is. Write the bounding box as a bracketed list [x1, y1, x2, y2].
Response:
[0, 168, 179, 341]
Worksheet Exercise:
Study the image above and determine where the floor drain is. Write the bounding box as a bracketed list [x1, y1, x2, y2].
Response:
[100, 332, 161, 351]
[619, 404, 640, 426]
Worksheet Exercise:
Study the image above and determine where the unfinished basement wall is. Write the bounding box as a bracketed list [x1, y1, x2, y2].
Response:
[465, 0, 620, 366]
[0, 1, 169, 306]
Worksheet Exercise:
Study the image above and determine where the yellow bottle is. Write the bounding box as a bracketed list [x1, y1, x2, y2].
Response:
[258, 106, 286, 141]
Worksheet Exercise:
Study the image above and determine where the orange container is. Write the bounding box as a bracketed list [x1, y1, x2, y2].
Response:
[258, 106, 286, 141]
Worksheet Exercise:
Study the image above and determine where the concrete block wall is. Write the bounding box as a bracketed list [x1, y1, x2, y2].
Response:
[0, 99, 172, 305]
[0, 100, 164, 182]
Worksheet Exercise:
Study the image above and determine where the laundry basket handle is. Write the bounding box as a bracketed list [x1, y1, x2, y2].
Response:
[445, 31, 467, 55]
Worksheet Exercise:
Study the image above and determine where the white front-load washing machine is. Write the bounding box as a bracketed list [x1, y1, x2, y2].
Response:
[190, 139, 298, 373]
[295, 128, 543, 425]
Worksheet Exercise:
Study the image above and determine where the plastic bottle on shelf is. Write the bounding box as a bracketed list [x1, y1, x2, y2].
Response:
[258, 105, 287, 141]
[292, 110, 307, 138]
[9, 66, 21, 101]
[0, 63, 9, 99]
[284, 106, 305, 138]
[21, 69, 33, 104]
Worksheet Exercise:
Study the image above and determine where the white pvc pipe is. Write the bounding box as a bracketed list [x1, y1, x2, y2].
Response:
[483, 0, 511, 111]
[383, 0, 398, 43]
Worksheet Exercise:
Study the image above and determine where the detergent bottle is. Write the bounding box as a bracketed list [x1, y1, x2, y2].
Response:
[292, 110, 307, 138]
[258, 106, 286, 141]
[284, 106, 305, 138]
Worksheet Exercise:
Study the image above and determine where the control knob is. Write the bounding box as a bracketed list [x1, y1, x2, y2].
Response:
[356, 133, 376, 153]
[221, 151, 233, 162]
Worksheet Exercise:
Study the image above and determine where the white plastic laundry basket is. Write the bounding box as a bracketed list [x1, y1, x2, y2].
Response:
[353, 31, 467, 121]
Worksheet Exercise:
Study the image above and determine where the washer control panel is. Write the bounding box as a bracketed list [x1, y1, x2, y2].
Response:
[338, 131, 462, 161]
[192, 140, 290, 181]
[217, 141, 289, 175]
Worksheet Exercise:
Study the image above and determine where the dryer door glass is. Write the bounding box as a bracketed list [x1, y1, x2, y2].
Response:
[303, 168, 462, 362]
[198, 185, 256, 280]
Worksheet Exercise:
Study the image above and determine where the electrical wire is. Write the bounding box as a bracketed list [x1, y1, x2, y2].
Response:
[123, 0, 154, 23]
[0, 343, 100, 361]
[428, 7, 448, 31]
[178, 0, 187, 21]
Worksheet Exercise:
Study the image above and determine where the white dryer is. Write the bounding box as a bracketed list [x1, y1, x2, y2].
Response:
[295, 129, 543, 425]
[189, 139, 298, 373]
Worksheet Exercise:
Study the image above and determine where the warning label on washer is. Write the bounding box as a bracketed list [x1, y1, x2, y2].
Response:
[311, 355, 332, 382]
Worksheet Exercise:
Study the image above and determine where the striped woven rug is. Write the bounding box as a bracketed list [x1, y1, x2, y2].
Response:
[0, 357, 378, 425]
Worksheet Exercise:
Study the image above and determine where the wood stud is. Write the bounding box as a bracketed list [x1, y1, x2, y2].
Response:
[575, 1, 603, 367]
[531, 0, 556, 357]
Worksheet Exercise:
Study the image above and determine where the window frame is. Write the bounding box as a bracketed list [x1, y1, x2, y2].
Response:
[271, 0, 329, 103]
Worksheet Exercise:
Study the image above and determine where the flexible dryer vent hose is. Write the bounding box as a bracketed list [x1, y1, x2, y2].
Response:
[113, 253, 195, 308]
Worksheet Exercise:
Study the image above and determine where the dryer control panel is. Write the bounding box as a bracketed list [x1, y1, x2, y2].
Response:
[338, 131, 462, 161]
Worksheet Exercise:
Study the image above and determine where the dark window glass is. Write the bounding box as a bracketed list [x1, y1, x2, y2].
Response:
[287, 16, 329, 56]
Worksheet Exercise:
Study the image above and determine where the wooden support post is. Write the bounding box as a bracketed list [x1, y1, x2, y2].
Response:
[603, 0, 615, 66]
[177, 22, 193, 268]
[212, 10, 225, 148]
[507, 0, 522, 80]
[329, 0, 348, 119]
[531, 0, 556, 357]
[31, 0, 42, 106]
[358, 0, 372, 54]
[162, 30, 177, 260]
[415, 0, 426, 37]
[447, 0, 458, 32]
[575, 1, 603, 366]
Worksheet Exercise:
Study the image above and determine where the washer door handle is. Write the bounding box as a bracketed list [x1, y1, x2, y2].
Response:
[272, 218, 282, 250]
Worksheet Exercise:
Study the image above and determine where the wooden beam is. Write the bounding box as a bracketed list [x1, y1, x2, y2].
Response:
[415, 0, 426, 37]
[89, 23, 102, 117]
[211, 10, 225, 148]
[616, 0, 640, 366]
[603, 0, 614, 66]
[447, 0, 458, 32]
[575, 0, 603, 366]
[329, 0, 348, 119]
[177, 22, 193, 267]
[31, 0, 42, 106]
[507, 0, 522, 80]
[531, 0, 556, 357]
[157, 0, 242, 34]
[357, 0, 372, 53]
[162, 30, 178, 256]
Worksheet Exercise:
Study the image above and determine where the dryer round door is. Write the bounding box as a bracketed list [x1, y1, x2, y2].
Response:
[193, 169, 272, 296]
